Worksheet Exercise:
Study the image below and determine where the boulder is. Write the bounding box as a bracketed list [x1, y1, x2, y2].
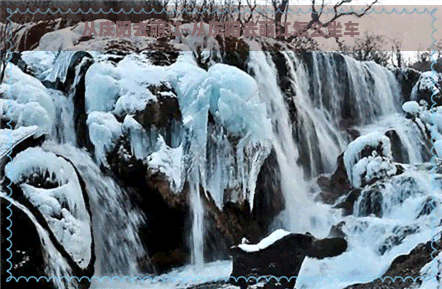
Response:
[391, 67, 421, 102]
[6, 19, 73, 51]
[230, 229, 348, 289]
[333, 188, 361, 216]
[410, 71, 442, 106]
[315, 153, 352, 205]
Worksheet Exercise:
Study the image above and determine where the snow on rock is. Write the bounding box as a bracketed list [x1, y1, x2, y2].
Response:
[0, 99, 53, 133]
[4, 147, 92, 269]
[113, 90, 155, 118]
[351, 152, 397, 188]
[21, 51, 58, 81]
[413, 71, 441, 94]
[416, 251, 442, 289]
[0, 126, 42, 159]
[343, 131, 393, 188]
[35, 20, 105, 51]
[402, 101, 422, 117]
[112, 55, 167, 116]
[146, 135, 184, 193]
[420, 106, 442, 158]
[236, 229, 291, 252]
[86, 111, 122, 165]
[175, 22, 220, 54]
[411, 71, 442, 105]
[87, 54, 170, 117]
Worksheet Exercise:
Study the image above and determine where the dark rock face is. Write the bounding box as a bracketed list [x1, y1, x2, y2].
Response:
[385, 129, 408, 164]
[1, 197, 55, 289]
[105, 134, 250, 273]
[215, 37, 250, 72]
[141, 51, 180, 66]
[333, 188, 362, 216]
[1, 136, 95, 288]
[106, 135, 189, 274]
[417, 197, 438, 218]
[66, 53, 95, 152]
[391, 67, 421, 102]
[316, 153, 352, 205]
[253, 150, 285, 242]
[230, 232, 348, 289]
[2, 179, 95, 287]
[7, 19, 73, 51]
[134, 83, 181, 130]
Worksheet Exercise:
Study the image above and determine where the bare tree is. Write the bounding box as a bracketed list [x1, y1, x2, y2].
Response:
[348, 32, 390, 66]
[391, 38, 403, 68]
[411, 41, 442, 73]
[281, 0, 378, 42]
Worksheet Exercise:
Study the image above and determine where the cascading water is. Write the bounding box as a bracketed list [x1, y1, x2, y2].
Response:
[2, 28, 441, 289]
[2, 52, 151, 289]
[276, 51, 406, 178]
[42, 141, 148, 277]
[247, 48, 328, 236]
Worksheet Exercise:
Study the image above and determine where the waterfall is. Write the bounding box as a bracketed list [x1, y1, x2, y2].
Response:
[3, 32, 441, 289]
[2, 52, 149, 288]
[43, 141, 147, 276]
[42, 52, 149, 277]
[247, 48, 329, 236]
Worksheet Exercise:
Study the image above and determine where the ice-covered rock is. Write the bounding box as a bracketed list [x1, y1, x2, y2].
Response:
[411, 71, 442, 106]
[85, 62, 121, 113]
[343, 132, 395, 188]
[86, 111, 122, 165]
[1, 196, 57, 289]
[1, 63, 56, 134]
[351, 151, 398, 188]
[5, 147, 93, 270]
[402, 101, 422, 117]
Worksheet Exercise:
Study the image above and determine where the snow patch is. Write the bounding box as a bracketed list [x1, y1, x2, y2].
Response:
[236, 229, 291, 253]
[402, 101, 422, 116]
[0, 126, 42, 159]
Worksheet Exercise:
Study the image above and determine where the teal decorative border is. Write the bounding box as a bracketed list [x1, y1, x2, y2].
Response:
[3, 6, 440, 287]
